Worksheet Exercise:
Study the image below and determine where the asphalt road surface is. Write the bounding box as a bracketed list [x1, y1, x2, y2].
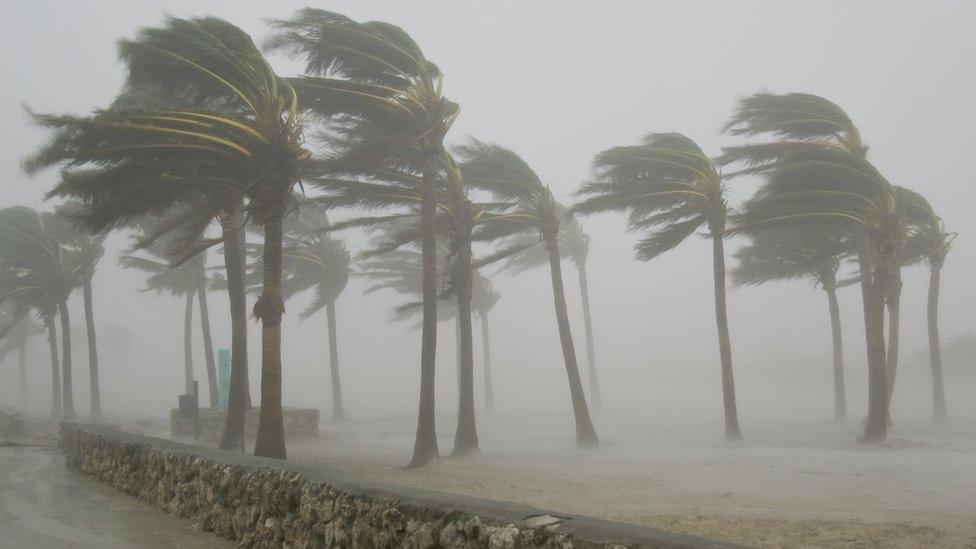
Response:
[0, 445, 231, 548]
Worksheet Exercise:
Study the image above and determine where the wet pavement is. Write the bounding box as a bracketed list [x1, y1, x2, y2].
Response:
[0, 445, 231, 548]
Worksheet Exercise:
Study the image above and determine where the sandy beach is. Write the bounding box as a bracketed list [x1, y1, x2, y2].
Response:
[279, 410, 976, 548]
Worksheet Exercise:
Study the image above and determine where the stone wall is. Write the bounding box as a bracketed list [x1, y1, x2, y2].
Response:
[170, 407, 320, 442]
[60, 423, 738, 548]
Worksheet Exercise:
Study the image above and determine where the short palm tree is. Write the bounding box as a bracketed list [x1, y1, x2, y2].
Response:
[269, 9, 459, 466]
[27, 17, 306, 459]
[120, 238, 212, 400]
[279, 203, 352, 421]
[0, 207, 86, 418]
[576, 132, 742, 440]
[732, 230, 854, 420]
[0, 307, 44, 409]
[472, 272, 501, 413]
[722, 92, 904, 442]
[458, 140, 599, 447]
[495, 213, 602, 407]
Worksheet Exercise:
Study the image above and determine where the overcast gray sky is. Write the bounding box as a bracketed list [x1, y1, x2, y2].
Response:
[2, 1, 974, 427]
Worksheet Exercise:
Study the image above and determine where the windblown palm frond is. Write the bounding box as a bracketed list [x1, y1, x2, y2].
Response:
[576, 132, 725, 260]
[719, 92, 867, 176]
[0, 207, 87, 319]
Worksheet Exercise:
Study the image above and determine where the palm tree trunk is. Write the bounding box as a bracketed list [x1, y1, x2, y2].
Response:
[254, 213, 287, 460]
[45, 315, 61, 419]
[408, 158, 440, 467]
[860, 236, 891, 443]
[825, 286, 847, 421]
[927, 261, 947, 422]
[455, 317, 462, 394]
[326, 300, 345, 421]
[884, 270, 903, 412]
[452, 222, 479, 456]
[219, 206, 251, 451]
[544, 232, 599, 447]
[83, 278, 102, 420]
[197, 273, 219, 408]
[183, 291, 194, 396]
[576, 260, 601, 409]
[710, 231, 741, 440]
[18, 343, 28, 409]
[480, 310, 494, 414]
[59, 300, 75, 419]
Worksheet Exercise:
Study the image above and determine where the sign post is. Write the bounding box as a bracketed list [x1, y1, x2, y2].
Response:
[218, 349, 231, 409]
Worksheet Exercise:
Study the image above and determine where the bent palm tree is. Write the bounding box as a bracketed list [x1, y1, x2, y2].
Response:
[28, 17, 306, 459]
[732, 230, 854, 420]
[55, 201, 107, 419]
[495, 214, 602, 407]
[269, 9, 459, 466]
[457, 140, 599, 447]
[472, 272, 501, 413]
[576, 133, 742, 440]
[0, 207, 85, 418]
[722, 92, 905, 442]
[890, 189, 954, 420]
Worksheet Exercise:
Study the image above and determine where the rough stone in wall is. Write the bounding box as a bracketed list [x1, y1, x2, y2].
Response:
[170, 407, 320, 442]
[60, 423, 739, 549]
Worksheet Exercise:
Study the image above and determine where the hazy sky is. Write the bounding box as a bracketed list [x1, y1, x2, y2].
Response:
[2, 1, 974, 427]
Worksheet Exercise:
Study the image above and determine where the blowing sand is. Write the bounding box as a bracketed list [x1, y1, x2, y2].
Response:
[284, 410, 976, 548]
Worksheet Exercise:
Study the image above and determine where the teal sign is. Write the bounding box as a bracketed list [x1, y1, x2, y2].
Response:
[218, 349, 231, 409]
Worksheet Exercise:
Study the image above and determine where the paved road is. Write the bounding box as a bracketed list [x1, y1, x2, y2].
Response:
[0, 445, 232, 548]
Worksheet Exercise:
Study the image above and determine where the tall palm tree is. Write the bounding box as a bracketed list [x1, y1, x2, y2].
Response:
[885, 188, 954, 420]
[913, 208, 954, 422]
[55, 201, 107, 419]
[732, 230, 854, 420]
[576, 133, 742, 440]
[28, 17, 306, 459]
[457, 140, 599, 447]
[0, 207, 85, 418]
[269, 9, 459, 466]
[49, 169, 252, 448]
[495, 214, 602, 407]
[722, 92, 905, 442]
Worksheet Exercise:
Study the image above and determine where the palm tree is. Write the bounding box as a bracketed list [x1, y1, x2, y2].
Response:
[269, 9, 459, 466]
[310, 153, 488, 456]
[55, 201, 107, 419]
[495, 214, 602, 407]
[732, 230, 854, 420]
[0, 308, 44, 409]
[120, 240, 209, 398]
[886, 188, 954, 420]
[576, 133, 742, 440]
[472, 272, 501, 413]
[721, 92, 905, 442]
[28, 17, 307, 459]
[456, 140, 599, 447]
[0, 207, 85, 418]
